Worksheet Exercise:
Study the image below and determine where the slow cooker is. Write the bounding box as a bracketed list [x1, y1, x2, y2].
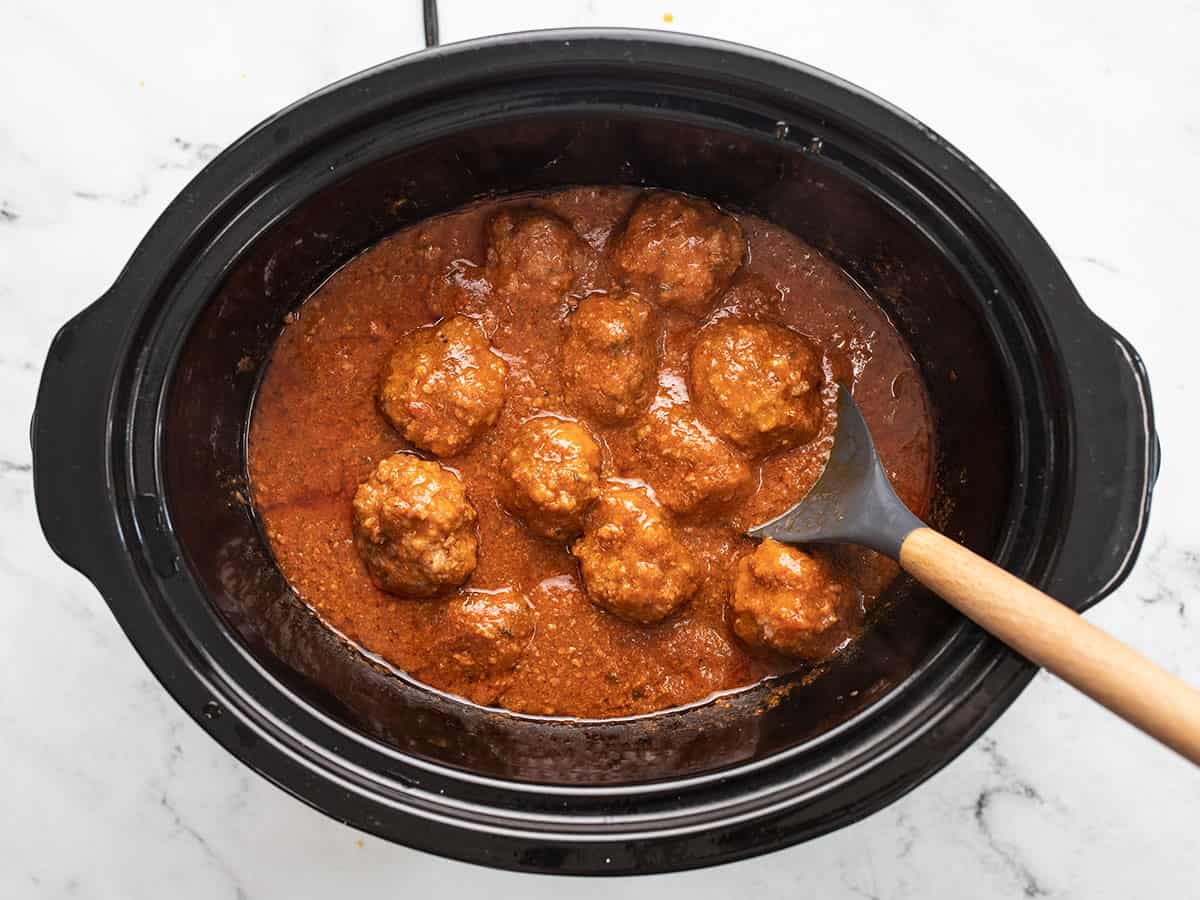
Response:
[32, 31, 1158, 874]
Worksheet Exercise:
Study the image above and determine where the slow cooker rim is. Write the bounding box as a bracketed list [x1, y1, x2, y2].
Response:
[134, 50, 1084, 814]
[148, 55, 1053, 793]
[133, 108, 1028, 806]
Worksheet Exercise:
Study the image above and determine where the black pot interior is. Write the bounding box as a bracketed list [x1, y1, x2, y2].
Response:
[164, 115, 1013, 784]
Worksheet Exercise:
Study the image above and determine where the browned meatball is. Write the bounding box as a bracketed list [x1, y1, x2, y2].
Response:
[486, 208, 586, 297]
[711, 273, 784, 321]
[352, 454, 478, 596]
[426, 589, 535, 682]
[690, 319, 824, 456]
[571, 482, 700, 624]
[729, 539, 860, 660]
[610, 192, 746, 316]
[628, 405, 751, 515]
[501, 416, 603, 540]
[378, 315, 508, 457]
[562, 292, 657, 423]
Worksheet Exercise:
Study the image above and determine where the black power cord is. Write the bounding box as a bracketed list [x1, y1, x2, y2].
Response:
[423, 0, 440, 47]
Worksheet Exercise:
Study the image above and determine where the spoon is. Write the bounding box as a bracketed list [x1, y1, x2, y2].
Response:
[750, 384, 1200, 764]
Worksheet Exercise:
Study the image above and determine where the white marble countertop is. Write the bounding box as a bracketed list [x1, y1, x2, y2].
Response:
[3, 0, 1198, 896]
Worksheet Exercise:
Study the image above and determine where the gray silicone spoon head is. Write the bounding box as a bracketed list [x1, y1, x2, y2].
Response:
[748, 384, 924, 559]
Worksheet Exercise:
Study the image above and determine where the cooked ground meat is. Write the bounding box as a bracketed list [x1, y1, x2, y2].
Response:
[729, 539, 861, 660]
[377, 315, 508, 457]
[610, 192, 746, 316]
[571, 481, 700, 624]
[562, 292, 658, 423]
[691, 318, 825, 456]
[417, 588, 535, 697]
[626, 404, 752, 515]
[501, 416, 603, 539]
[486, 208, 587, 298]
[710, 273, 785, 322]
[352, 454, 478, 596]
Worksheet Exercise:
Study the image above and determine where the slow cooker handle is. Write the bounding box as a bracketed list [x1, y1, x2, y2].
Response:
[1049, 323, 1160, 609]
[31, 293, 126, 582]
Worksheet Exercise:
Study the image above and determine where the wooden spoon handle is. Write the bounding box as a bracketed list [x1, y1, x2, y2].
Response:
[900, 526, 1200, 765]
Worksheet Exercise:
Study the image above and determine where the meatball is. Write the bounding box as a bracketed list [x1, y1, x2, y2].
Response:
[690, 319, 824, 456]
[427, 589, 535, 682]
[486, 208, 586, 297]
[610, 192, 746, 316]
[729, 539, 859, 660]
[571, 482, 700, 624]
[562, 292, 657, 423]
[352, 454, 478, 596]
[711, 273, 784, 321]
[628, 405, 751, 515]
[378, 315, 508, 457]
[501, 416, 603, 540]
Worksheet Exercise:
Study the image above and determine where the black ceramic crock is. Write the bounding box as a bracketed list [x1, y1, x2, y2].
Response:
[32, 31, 1159, 874]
